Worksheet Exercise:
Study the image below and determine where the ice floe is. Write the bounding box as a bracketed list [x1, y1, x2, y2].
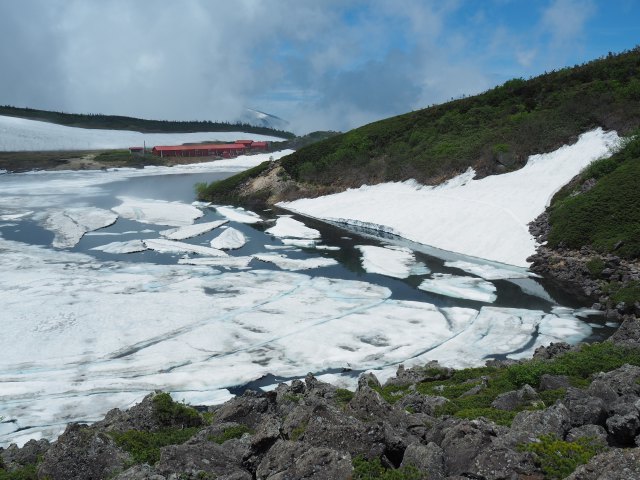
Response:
[280, 129, 620, 266]
[0, 211, 33, 221]
[418, 274, 497, 303]
[0, 114, 285, 151]
[113, 197, 203, 227]
[91, 240, 148, 254]
[143, 238, 228, 257]
[444, 260, 532, 280]
[265, 216, 321, 240]
[161, 220, 228, 240]
[177, 256, 253, 269]
[215, 206, 262, 224]
[252, 253, 338, 271]
[281, 238, 317, 248]
[41, 207, 118, 248]
[210, 227, 247, 250]
[356, 245, 429, 279]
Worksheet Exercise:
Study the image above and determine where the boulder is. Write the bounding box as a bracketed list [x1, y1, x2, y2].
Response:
[256, 440, 351, 480]
[539, 374, 571, 391]
[589, 364, 640, 398]
[491, 384, 540, 411]
[396, 393, 449, 416]
[385, 362, 452, 388]
[566, 424, 609, 445]
[400, 442, 445, 480]
[155, 441, 251, 479]
[37, 423, 130, 480]
[561, 387, 608, 427]
[609, 316, 640, 348]
[0, 438, 49, 470]
[566, 447, 640, 479]
[472, 445, 539, 480]
[533, 342, 572, 360]
[606, 413, 640, 445]
[113, 464, 166, 479]
[507, 403, 571, 445]
[213, 390, 275, 430]
[440, 419, 499, 476]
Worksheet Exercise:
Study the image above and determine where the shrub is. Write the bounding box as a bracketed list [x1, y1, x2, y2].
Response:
[152, 393, 202, 428]
[208, 424, 252, 444]
[352, 456, 422, 480]
[519, 434, 605, 479]
[0, 464, 38, 480]
[335, 388, 355, 406]
[111, 427, 200, 464]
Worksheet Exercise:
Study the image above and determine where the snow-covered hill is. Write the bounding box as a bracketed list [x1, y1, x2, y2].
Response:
[0, 115, 284, 151]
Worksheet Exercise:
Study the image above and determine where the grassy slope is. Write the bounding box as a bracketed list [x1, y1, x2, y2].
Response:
[548, 134, 640, 259]
[198, 47, 640, 202]
[0, 105, 295, 139]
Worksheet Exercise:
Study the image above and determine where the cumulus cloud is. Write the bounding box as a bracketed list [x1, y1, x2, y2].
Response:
[0, 0, 625, 134]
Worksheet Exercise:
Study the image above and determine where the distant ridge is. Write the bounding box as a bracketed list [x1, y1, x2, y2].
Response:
[0, 105, 295, 139]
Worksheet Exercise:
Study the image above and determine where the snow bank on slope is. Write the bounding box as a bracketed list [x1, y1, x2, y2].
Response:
[280, 129, 620, 267]
[0, 115, 284, 151]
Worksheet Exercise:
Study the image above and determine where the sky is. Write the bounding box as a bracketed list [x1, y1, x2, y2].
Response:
[0, 0, 638, 134]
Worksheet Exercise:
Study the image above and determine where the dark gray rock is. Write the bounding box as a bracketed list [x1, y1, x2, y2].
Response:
[385, 362, 452, 388]
[566, 447, 640, 479]
[256, 440, 352, 480]
[357, 372, 381, 390]
[440, 419, 499, 476]
[113, 464, 166, 479]
[561, 387, 608, 427]
[566, 424, 609, 445]
[400, 442, 445, 480]
[532, 342, 572, 360]
[606, 413, 640, 445]
[396, 393, 449, 416]
[37, 423, 130, 480]
[155, 441, 251, 479]
[609, 316, 640, 348]
[539, 374, 571, 391]
[589, 364, 640, 399]
[0, 438, 49, 470]
[507, 403, 571, 445]
[472, 445, 539, 480]
[491, 384, 540, 411]
[213, 390, 274, 430]
[348, 385, 392, 421]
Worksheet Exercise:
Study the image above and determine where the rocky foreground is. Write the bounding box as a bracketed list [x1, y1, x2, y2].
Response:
[2, 317, 640, 480]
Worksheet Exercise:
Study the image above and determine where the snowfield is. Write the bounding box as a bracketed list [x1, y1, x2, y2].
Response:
[280, 128, 621, 267]
[0, 115, 284, 151]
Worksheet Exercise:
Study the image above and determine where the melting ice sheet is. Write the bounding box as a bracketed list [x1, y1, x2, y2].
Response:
[265, 216, 321, 240]
[0, 235, 593, 446]
[161, 220, 228, 240]
[252, 252, 338, 271]
[444, 260, 532, 280]
[210, 227, 247, 250]
[215, 206, 263, 224]
[113, 197, 204, 227]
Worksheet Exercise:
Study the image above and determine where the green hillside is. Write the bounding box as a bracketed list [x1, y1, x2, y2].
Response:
[548, 133, 640, 259]
[197, 47, 640, 204]
[0, 105, 295, 139]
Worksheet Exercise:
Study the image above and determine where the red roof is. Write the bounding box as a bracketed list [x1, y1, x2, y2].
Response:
[235, 139, 254, 145]
[250, 141, 268, 147]
[152, 144, 247, 152]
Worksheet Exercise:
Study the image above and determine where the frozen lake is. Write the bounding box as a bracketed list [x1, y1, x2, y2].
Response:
[0, 152, 616, 447]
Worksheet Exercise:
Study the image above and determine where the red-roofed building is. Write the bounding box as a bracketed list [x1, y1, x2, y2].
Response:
[151, 144, 247, 158]
[250, 141, 268, 151]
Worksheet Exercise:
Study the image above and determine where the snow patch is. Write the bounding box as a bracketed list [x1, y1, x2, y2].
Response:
[356, 245, 429, 279]
[252, 253, 338, 271]
[161, 220, 228, 240]
[215, 206, 262, 224]
[419, 274, 497, 303]
[280, 129, 620, 266]
[265, 216, 321, 239]
[210, 227, 247, 250]
[113, 197, 203, 227]
[42, 207, 117, 248]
